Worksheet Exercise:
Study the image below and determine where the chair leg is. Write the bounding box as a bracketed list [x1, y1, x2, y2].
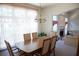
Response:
[53, 50, 55, 56]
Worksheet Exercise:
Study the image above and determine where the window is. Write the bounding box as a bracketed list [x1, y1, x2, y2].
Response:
[52, 16, 58, 32]
[0, 5, 38, 50]
[64, 18, 68, 35]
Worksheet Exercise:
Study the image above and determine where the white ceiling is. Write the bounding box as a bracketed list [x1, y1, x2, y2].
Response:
[30, 3, 57, 8]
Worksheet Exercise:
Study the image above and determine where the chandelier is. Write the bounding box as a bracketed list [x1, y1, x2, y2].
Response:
[35, 3, 46, 23]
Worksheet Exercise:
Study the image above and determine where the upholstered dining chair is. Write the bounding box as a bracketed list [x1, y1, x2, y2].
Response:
[32, 32, 38, 41]
[49, 36, 57, 55]
[34, 38, 51, 56]
[24, 33, 31, 43]
[5, 40, 26, 56]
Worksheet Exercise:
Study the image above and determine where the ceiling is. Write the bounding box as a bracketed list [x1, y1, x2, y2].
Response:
[30, 3, 57, 8]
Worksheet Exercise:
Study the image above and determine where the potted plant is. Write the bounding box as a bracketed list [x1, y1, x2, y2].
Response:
[38, 32, 47, 37]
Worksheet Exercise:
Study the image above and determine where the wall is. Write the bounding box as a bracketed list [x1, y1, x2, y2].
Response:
[41, 3, 79, 36]
[68, 10, 79, 31]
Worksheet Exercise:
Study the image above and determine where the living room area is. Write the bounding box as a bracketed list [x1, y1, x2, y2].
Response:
[36, 3, 79, 56]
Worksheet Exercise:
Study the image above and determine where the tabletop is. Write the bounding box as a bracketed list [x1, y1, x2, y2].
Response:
[16, 36, 50, 54]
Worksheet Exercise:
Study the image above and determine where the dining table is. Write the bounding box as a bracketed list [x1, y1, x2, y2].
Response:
[16, 36, 51, 55]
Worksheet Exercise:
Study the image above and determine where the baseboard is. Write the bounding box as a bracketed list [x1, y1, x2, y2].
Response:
[0, 46, 16, 52]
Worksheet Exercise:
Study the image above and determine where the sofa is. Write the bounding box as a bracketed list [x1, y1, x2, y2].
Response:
[64, 35, 79, 47]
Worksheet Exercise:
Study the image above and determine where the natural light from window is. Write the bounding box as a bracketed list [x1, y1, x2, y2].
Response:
[0, 5, 38, 50]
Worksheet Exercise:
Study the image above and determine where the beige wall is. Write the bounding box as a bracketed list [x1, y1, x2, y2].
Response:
[41, 3, 79, 36]
[58, 16, 65, 27]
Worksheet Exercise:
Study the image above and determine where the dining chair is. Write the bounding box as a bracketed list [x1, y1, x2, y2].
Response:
[35, 38, 51, 56]
[49, 36, 57, 56]
[32, 32, 38, 41]
[5, 40, 26, 56]
[24, 33, 31, 43]
[50, 32, 57, 37]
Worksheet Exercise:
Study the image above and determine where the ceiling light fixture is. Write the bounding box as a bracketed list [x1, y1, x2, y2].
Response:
[35, 3, 46, 23]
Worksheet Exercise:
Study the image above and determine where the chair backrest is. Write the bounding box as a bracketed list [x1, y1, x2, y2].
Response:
[50, 36, 57, 50]
[42, 38, 51, 55]
[5, 40, 14, 56]
[24, 33, 31, 43]
[50, 32, 57, 37]
[32, 32, 38, 40]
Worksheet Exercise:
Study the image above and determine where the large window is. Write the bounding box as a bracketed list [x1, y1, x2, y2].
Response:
[0, 5, 38, 50]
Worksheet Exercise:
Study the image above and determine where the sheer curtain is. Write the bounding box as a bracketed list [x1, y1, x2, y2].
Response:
[0, 5, 38, 50]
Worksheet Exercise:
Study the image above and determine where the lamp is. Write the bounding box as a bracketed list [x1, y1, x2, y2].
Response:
[35, 3, 46, 23]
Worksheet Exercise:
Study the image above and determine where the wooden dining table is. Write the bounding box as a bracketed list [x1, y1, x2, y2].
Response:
[16, 36, 51, 55]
